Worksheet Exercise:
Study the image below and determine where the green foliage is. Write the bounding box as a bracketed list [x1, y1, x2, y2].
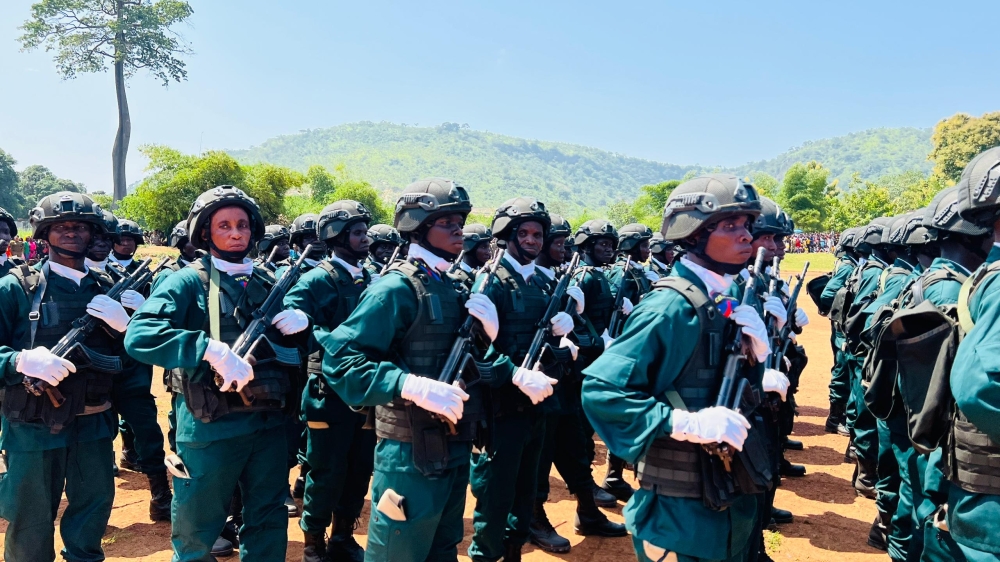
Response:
[930, 112, 1000, 184]
[0, 149, 26, 218]
[90, 192, 113, 211]
[606, 201, 638, 228]
[628, 179, 680, 228]
[776, 162, 832, 232]
[18, 165, 86, 202]
[326, 181, 393, 226]
[750, 172, 779, 199]
[826, 174, 895, 231]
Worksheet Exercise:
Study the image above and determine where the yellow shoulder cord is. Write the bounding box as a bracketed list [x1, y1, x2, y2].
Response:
[878, 268, 891, 293]
[209, 261, 222, 341]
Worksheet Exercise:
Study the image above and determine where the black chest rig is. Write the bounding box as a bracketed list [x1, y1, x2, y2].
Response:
[491, 264, 551, 414]
[617, 258, 652, 299]
[306, 261, 369, 376]
[2, 264, 122, 433]
[573, 266, 615, 346]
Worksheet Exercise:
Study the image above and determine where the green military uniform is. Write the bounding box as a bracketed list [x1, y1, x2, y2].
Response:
[607, 257, 651, 310]
[821, 253, 858, 421]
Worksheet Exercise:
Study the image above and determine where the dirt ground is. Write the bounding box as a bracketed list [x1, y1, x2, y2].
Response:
[0, 266, 889, 561]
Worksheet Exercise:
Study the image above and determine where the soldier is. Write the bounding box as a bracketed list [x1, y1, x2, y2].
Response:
[285, 200, 376, 562]
[290, 213, 326, 264]
[111, 219, 144, 274]
[820, 227, 861, 435]
[256, 224, 292, 272]
[317, 178, 500, 562]
[0, 192, 132, 561]
[167, 220, 201, 272]
[452, 223, 492, 290]
[125, 185, 312, 560]
[647, 232, 675, 279]
[0, 207, 21, 277]
[364, 223, 404, 278]
[581, 175, 771, 561]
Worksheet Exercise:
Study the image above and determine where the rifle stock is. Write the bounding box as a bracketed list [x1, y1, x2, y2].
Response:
[521, 252, 581, 371]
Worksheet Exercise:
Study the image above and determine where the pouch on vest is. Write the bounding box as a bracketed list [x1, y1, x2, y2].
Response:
[807, 273, 832, 316]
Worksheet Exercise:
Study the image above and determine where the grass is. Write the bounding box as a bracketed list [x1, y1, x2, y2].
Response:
[137, 246, 179, 258]
[763, 530, 783, 555]
[781, 251, 836, 274]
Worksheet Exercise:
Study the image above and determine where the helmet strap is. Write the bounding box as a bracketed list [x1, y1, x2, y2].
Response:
[331, 233, 368, 262]
[49, 243, 88, 260]
[507, 232, 538, 264]
[414, 226, 460, 261]
[208, 237, 252, 263]
[689, 229, 745, 275]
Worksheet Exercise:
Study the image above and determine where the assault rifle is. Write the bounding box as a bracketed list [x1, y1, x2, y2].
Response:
[764, 256, 781, 335]
[521, 252, 581, 371]
[607, 256, 633, 338]
[704, 247, 766, 471]
[215, 245, 313, 406]
[260, 244, 281, 272]
[26, 257, 170, 407]
[380, 244, 402, 275]
[447, 248, 468, 275]
[768, 261, 810, 370]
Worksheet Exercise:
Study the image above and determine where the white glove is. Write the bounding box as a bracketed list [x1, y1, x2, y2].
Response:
[272, 309, 309, 335]
[512, 367, 558, 405]
[466, 293, 499, 342]
[15, 346, 76, 386]
[566, 285, 585, 315]
[559, 336, 578, 361]
[86, 294, 131, 333]
[762, 295, 787, 330]
[204, 339, 254, 393]
[120, 289, 145, 311]
[621, 297, 634, 316]
[670, 406, 752, 451]
[601, 329, 614, 349]
[781, 283, 791, 297]
[762, 368, 790, 401]
[400, 375, 469, 424]
[730, 305, 770, 363]
[645, 270, 660, 282]
[794, 307, 810, 327]
[550, 311, 574, 337]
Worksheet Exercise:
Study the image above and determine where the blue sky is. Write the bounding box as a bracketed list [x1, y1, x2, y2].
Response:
[1, 0, 998, 192]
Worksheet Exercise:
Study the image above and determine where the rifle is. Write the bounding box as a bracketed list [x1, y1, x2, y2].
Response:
[262, 244, 281, 272]
[521, 252, 581, 371]
[769, 261, 810, 370]
[703, 247, 766, 471]
[215, 245, 314, 406]
[607, 256, 633, 338]
[436, 248, 505, 433]
[447, 248, 468, 275]
[26, 257, 169, 407]
[380, 244, 402, 275]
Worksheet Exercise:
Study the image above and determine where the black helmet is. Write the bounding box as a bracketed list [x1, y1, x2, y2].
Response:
[956, 146, 1000, 227]
[289, 213, 320, 245]
[318, 200, 372, 243]
[169, 220, 190, 248]
[837, 227, 859, 251]
[891, 212, 931, 246]
[258, 224, 291, 254]
[29, 191, 107, 239]
[491, 197, 551, 247]
[618, 223, 653, 252]
[649, 232, 676, 254]
[0, 207, 17, 238]
[574, 220, 618, 248]
[859, 217, 893, 247]
[661, 174, 761, 241]
[547, 214, 572, 242]
[394, 178, 473, 234]
[115, 219, 144, 245]
[753, 197, 784, 236]
[99, 210, 119, 238]
[368, 224, 403, 247]
[923, 184, 991, 241]
[462, 224, 492, 252]
[779, 211, 795, 237]
[186, 185, 266, 251]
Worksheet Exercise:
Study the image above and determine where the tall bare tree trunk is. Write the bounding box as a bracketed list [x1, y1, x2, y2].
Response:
[111, 4, 130, 202]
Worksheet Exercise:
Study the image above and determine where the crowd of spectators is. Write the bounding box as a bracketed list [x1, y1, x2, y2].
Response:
[6, 236, 48, 264]
[786, 232, 839, 253]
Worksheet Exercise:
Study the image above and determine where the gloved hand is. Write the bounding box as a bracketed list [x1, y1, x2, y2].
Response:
[730, 304, 770, 363]
[762, 295, 787, 329]
[400, 375, 469, 424]
[204, 339, 254, 393]
[559, 336, 578, 361]
[550, 311, 574, 337]
[86, 294, 131, 333]
[272, 309, 309, 335]
[566, 285, 585, 314]
[120, 289, 145, 311]
[15, 346, 76, 386]
[670, 406, 752, 451]
[762, 368, 790, 401]
[601, 329, 614, 350]
[645, 270, 660, 282]
[466, 293, 499, 342]
[512, 367, 558, 405]
[621, 297, 634, 316]
[794, 307, 810, 327]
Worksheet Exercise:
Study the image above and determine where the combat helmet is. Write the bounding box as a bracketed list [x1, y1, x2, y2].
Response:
[258, 225, 290, 254]
[169, 220, 190, 249]
[491, 197, 551, 248]
[99, 209, 120, 238]
[753, 197, 784, 236]
[367, 224, 403, 248]
[289, 213, 320, 246]
[923, 184, 991, 241]
[547, 215, 572, 243]
[186, 185, 265, 251]
[29, 191, 107, 240]
[0, 207, 17, 238]
[837, 227, 859, 251]
[661, 174, 761, 241]
[318, 200, 372, 243]
[115, 219, 144, 245]
[618, 223, 653, 252]
[574, 220, 618, 248]
[462, 224, 493, 252]
[957, 146, 1000, 227]
[881, 214, 912, 247]
[891, 212, 931, 246]
[858, 217, 894, 248]
[394, 178, 473, 234]
[649, 232, 676, 254]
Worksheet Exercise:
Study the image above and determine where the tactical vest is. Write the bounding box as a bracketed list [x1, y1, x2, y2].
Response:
[649, 260, 671, 279]
[306, 261, 368, 376]
[448, 267, 476, 292]
[843, 260, 886, 351]
[829, 262, 864, 330]
[616, 259, 652, 297]
[573, 265, 615, 344]
[1, 264, 121, 433]
[177, 259, 296, 422]
[490, 264, 551, 414]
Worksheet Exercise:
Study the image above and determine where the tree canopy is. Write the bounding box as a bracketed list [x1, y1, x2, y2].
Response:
[0, 150, 26, 218]
[930, 111, 1000, 184]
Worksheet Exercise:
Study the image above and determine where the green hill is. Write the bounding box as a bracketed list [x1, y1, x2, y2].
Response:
[230, 121, 935, 212]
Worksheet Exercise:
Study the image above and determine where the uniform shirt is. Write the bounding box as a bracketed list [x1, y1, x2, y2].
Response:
[820, 257, 858, 315]
[861, 258, 919, 331]
[606, 256, 648, 306]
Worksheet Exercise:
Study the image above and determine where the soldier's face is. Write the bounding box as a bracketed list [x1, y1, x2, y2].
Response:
[547, 236, 567, 263]
[209, 207, 251, 255]
[425, 214, 465, 256]
[272, 238, 291, 262]
[373, 243, 395, 262]
[298, 233, 326, 257]
[181, 241, 198, 260]
[474, 241, 492, 265]
[636, 239, 651, 262]
[47, 221, 93, 256]
[0, 222, 10, 253]
[511, 220, 544, 261]
[89, 234, 113, 261]
[591, 238, 616, 265]
[706, 215, 753, 265]
[114, 236, 137, 258]
[751, 233, 777, 262]
[347, 222, 370, 254]
[774, 236, 787, 259]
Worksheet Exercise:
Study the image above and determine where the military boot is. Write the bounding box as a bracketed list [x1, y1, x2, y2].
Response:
[601, 453, 635, 502]
[286, 487, 300, 518]
[328, 516, 364, 562]
[303, 531, 330, 562]
[147, 470, 172, 522]
[211, 536, 235, 558]
[843, 441, 857, 464]
[574, 489, 627, 537]
[853, 458, 877, 500]
[528, 500, 571, 553]
[503, 540, 522, 561]
[867, 509, 890, 551]
[592, 485, 618, 508]
[825, 401, 848, 434]
[119, 431, 140, 471]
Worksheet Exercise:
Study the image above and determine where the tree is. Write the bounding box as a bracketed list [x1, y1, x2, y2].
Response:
[929, 111, 1000, 184]
[306, 165, 337, 202]
[749, 172, 779, 199]
[18, 165, 86, 201]
[20, 0, 194, 201]
[606, 200, 637, 228]
[825, 174, 897, 231]
[776, 161, 833, 232]
[630, 179, 681, 227]
[0, 150, 26, 218]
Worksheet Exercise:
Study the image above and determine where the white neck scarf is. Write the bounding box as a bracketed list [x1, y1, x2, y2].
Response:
[503, 252, 535, 281]
[211, 256, 254, 276]
[680, 257, 733, 296]
[48, 261, 89, 286]
[331, 255, 365, 280]
[407, 244, 451, 273]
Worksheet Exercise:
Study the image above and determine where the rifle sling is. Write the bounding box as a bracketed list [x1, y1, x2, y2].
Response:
[29, 262, 50, 349]
[209, 262, 222, 341]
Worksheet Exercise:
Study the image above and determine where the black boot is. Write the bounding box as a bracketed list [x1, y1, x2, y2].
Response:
[854, 458, 877, 500]
[119, 431, 139, 471]
[286, 487, 300, 518]
[503, 540, 522, 562]
[303, 531, 330, 562]
[574, 489, 627, 537]
[771, 506, 793, 525]
[825, 401, 848, 434]
[528, 500, 571, 553]
[592, 486, 618, 508]
[867, 509, 890, 551]
[779, 458, 806, 478]
[328, 516, 364, 562]
[211, 535, 235, 558]
[147, 470, 172, 522]
[293, 464, 309, 499]
[843, 441, 857, 464]
[223, 489, 242, 548]
[782, 438, 803, 451]
[601, 453, 635, 502]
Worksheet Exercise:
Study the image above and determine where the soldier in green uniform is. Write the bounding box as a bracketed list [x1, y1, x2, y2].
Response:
[0, 207, 21, 277]
[452, 224, 492, 290]
[647, 232, 675, 279]
[821, 227, 861, 435]
[256, 225, 291, 272]
[582, 174, 772, 562]
[166, 220, 201, 273]
[289, 213, 325, 264]
[125, 185, 312, 561]
[364, 224, 403, 278]
[317, 178, 501, 562]
[111, 219, 144, 274]
[285, 200, 375, 562]
[0, 191, 132, 562]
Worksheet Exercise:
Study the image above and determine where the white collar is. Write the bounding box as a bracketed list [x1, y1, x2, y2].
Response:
[330, 255, 364, 279]
[0, 255, 6, 266]
[48, 261, 89, 286]
[304, 258, 320, 268]
[111, 256, 133, 268]
[680, 257, 733, 295]
[503, 252, 535, 281]
[535, 264, 556, 280]
[407, 244, 451, 273]
[858, 257, 868, 266]
[650, 257, 669, 271]
[85, 257, 109, 271]
[460, 261, 473, 273]
[211, 256, 254, 276]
